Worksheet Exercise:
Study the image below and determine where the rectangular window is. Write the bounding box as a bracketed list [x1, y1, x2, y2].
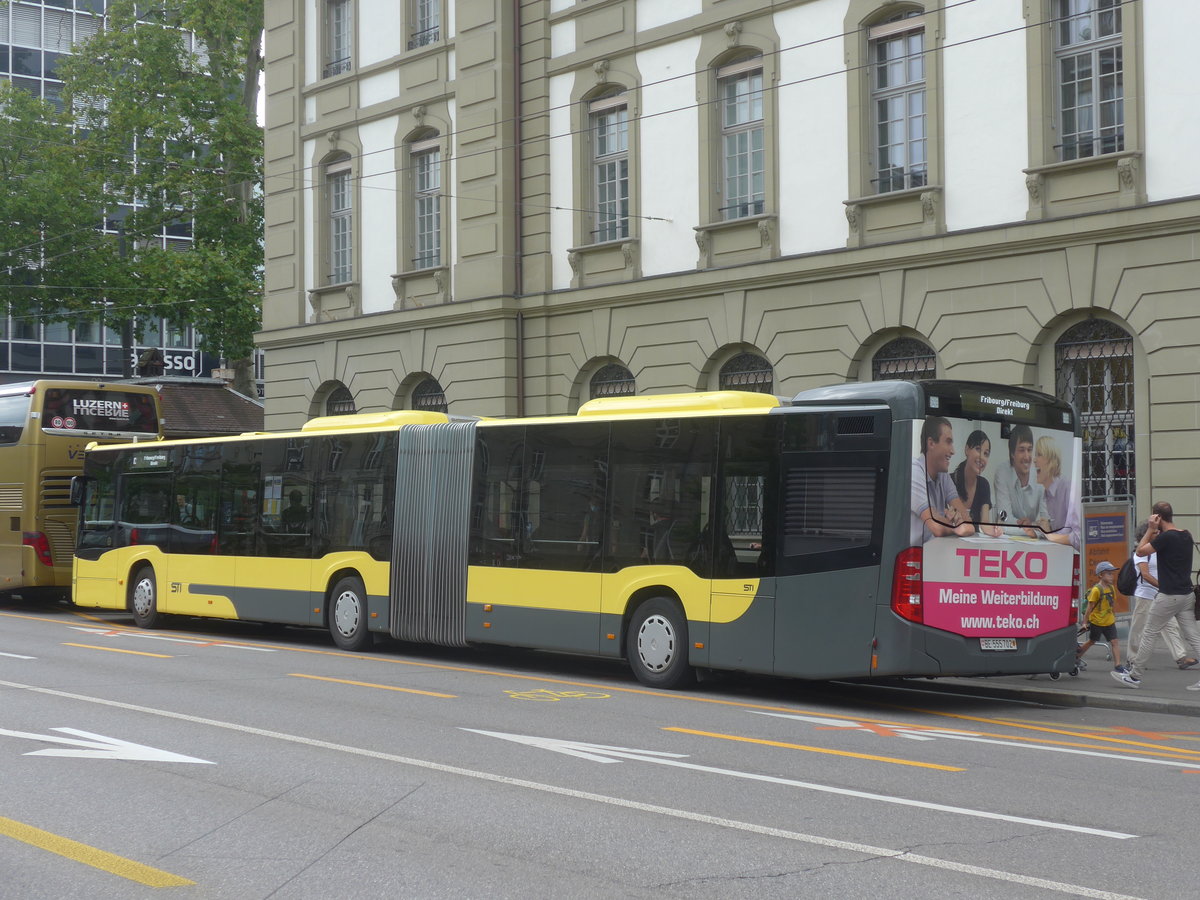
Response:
[870, 17, 927, 193]
[325, 0, 352, 77]
[327, 164, 353, 283]
[718, 61, 764, 220]
[410, 0, 440, 49]
[412, 143, 441, 269]
[591, 97, 629, 242]
[1055, 0, 1123, 160]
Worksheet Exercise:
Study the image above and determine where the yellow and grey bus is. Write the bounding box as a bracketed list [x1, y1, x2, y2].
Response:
[72, 381, 1083, 687]
[1, 380, 161, 600]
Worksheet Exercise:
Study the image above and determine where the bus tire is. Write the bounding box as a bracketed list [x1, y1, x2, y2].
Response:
[129, 566, 163, 629]
[626, 596, 694, 689]
[328, 575, 372, 651]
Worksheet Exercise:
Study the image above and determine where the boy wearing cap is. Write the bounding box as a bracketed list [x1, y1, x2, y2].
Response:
[1076, 561, 1129, 676]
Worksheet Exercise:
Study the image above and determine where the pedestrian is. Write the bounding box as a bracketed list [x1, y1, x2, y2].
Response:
[1076, 561, 1128, 676]
[1115, 501, 1200, 688]
[1127, 519, 1198, 670]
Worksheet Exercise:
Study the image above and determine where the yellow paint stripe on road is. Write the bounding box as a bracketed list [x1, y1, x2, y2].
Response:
[62, 643, 172, 659]
[0, 815, 193, 887]
[289, 673, 456, 698]
[665, 727, 965, 772]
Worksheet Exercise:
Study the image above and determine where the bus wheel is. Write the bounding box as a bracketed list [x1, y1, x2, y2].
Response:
[129, 566, 162, 629]
[626, 597, 695, 689]
[329, 576, 372, 651]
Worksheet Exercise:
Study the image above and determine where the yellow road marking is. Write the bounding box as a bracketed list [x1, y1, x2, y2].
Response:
[289, 673, 456, 698]
[0, 815, 193, 887]
[664, 727, 965, 771]
[62, 643, 172, 659]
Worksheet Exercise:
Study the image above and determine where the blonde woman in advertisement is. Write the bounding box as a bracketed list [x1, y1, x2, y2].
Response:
[1035, 435, 1071, 532]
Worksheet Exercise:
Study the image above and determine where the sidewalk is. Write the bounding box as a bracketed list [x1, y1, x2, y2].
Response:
[916, 634, 1200, 718]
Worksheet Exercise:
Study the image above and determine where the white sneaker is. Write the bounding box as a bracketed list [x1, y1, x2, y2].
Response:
[1110, 669, 1140, 688]
[1186, 681, 1200, 692]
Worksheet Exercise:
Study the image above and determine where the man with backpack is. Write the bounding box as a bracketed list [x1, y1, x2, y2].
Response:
[1115, 501, 1200, 688]
[1125, 519, 1197, 670]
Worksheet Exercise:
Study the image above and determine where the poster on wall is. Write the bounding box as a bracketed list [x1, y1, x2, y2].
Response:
[1083, 501, 1134, 617]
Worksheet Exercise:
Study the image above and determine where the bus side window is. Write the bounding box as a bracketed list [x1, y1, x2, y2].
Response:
[714, 418, 777, 579]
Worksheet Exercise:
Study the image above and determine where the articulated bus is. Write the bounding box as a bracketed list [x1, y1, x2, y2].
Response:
[71, 381, 1082, 687]
[1, 380, 161, 600]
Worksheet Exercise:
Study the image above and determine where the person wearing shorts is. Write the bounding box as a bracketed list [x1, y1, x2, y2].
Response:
[1077, 561, 1128, 675]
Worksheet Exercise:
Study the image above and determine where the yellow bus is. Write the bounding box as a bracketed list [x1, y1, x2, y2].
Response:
[72, 382, 1083, 687]
[1, 380, 161, 600]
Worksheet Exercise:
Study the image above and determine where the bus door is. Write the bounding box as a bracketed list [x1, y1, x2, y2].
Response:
[705, 418, 776, 676]
[73, 455, 120, 605]
[771, 413, 891, 679]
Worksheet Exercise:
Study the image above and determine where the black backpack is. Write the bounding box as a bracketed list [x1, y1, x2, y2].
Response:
[1116, 556, 1138, 596]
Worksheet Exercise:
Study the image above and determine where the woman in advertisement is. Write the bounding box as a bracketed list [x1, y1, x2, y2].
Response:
[951, 430, 1002, 536]
[1036, 435, 1071, 532]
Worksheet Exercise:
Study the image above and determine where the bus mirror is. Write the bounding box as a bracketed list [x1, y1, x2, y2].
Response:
[69, 475, 87, 506]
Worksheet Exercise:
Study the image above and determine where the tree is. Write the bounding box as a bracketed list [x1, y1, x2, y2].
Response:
[1, 0, 264, 392]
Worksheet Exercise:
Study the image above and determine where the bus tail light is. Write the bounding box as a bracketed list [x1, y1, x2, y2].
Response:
[891, 546, 923, 624]
[22, 532, 53, 567]
[130, 528, 140, 545]
[1068, 553, 1081, 626]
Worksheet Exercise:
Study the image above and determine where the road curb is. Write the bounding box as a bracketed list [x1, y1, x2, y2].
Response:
[893, 677, 1200, 718]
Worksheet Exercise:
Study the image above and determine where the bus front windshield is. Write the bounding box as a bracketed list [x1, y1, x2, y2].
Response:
[0, 392, 32, 444]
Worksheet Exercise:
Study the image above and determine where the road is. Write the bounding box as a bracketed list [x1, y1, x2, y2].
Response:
[1, 599, 1195, 899]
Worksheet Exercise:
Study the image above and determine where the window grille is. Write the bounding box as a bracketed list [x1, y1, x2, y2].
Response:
[719, 352, 773, 393]
[871, 336, 935, 381]
[870, 10, 927, 192]
[1055, 0, 1123, 160]
[590, 363, 635, 398]
[327, 386, 356, 416]
[718, 59, 765, 220]
[408, 0, 440, 49]
[325, 0, 352, 77]
[1055, 319, 1133, 501]
[412, 378, 448, 413]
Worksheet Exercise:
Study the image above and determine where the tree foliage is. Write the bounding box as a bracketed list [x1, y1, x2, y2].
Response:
[0, 0, 263, 364]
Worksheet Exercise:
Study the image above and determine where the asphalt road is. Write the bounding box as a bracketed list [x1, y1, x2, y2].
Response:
[2, 599, 1195, 899]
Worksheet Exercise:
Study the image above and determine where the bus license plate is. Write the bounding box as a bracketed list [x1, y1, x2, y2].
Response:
[980, 638, 1017, 651]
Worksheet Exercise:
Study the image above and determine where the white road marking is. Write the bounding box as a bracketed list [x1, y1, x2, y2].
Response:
[752, 710, 1200, 769]
[0, 652, 36, 660]
[0, 726, 212, 763]
[465, 729, 1134, 840]
[0, 679, 1146, 900]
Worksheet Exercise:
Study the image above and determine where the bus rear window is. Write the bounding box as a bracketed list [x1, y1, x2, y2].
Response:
[41, 389, 159, 436]
[0, 392, 32, 444]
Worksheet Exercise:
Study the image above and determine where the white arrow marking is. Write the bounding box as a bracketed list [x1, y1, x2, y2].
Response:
[0, 727, 213, 763]
[751, 710, 1200, 769]
[464, 728, 1134, 840]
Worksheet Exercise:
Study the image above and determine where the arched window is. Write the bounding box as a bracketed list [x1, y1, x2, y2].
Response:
[409, 133, 442, 270]
[871, 336, 935, 380]
[719, 352, 773, 393]
[1055, 319, 1133, 501]
[412, 377, 448, 413]
[589, 91, 630, 242]
[325, 154, 353, 284]
[717, 54, 765, 220]
[326, 385, 356, 416]
[870, 8, 927, 193]
[589, 363, 635, 399]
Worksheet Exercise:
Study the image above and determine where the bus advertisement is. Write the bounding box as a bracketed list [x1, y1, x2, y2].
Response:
[71, 381, 1081, 687]
[1, 380, 161, 599]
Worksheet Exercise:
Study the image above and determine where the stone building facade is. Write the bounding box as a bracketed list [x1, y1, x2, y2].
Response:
[260, 0, 1198, 519]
